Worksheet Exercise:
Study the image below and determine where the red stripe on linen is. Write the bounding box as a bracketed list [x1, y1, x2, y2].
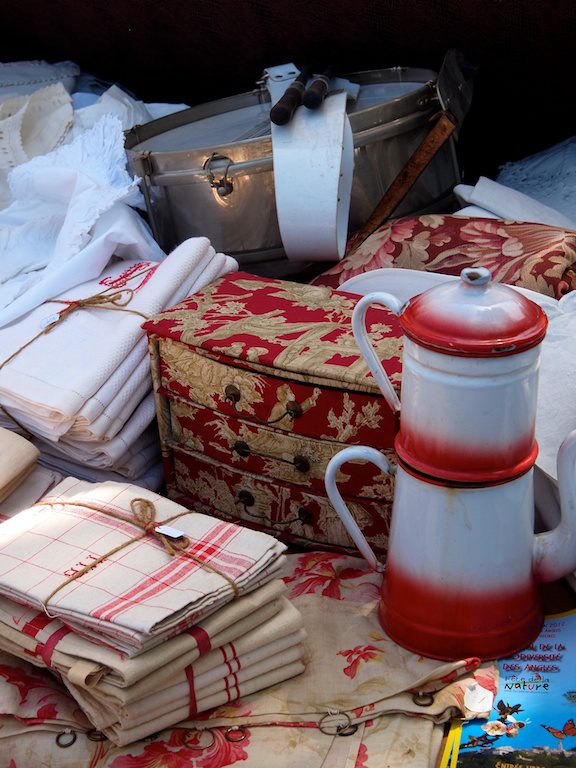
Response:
[40, 626, 71, 667]
[185, 664, 197, 716]
[22, 612, 53, 638]
[90, 520, 250, 624]
[187, 624, 212, 655]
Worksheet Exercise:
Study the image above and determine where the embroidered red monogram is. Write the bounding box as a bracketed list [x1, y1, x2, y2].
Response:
[99, 261, 158, 291]
[63, 553, 100, 578]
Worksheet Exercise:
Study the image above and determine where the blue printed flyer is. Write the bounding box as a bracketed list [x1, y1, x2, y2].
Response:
[441, 609, 576, 767]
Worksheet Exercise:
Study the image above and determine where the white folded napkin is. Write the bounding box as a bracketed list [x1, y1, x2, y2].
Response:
[454, 176, 576, 230]
[0, 240, 237, 425]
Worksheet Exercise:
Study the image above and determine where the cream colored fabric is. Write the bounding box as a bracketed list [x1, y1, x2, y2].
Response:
[0, 580, 287, 687]
[0, 426, 39, 501]
[0, 464, 62, 520]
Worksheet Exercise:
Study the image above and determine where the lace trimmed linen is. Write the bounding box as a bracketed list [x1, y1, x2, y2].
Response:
[498, 136, 576, 225]
[0, 82, 74, 207]
[0, 60, 79, 101]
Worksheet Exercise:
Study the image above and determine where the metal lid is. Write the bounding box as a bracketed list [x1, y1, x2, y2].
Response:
[400, 267, 548, 356]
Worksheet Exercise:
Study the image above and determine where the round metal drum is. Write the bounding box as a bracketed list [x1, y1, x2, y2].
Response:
[125, 67, 463, 274]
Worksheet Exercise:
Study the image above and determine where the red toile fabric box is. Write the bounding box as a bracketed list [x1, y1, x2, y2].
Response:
[143, 272, 403, 554]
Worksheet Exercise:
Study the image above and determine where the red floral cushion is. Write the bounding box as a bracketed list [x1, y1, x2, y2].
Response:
[312, 215, 576, 299]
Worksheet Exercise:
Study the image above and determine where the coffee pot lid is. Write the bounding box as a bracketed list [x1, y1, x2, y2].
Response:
[400, 267, 548, 356]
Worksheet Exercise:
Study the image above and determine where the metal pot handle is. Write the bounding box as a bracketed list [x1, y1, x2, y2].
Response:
[534, 429, 576, 582]
[325, 445, 395, 572]
[352, 292, 403, 414]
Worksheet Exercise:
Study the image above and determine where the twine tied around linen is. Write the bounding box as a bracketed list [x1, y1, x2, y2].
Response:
[0, 268, 153, 433]
[35, 497, 241, 618]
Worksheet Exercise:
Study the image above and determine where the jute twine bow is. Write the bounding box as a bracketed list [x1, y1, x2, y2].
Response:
[0, 268, 153, 434]
[35, 497, 240, 617]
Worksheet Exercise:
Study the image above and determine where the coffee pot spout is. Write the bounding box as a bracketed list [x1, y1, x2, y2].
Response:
[534, 429, 576, 583]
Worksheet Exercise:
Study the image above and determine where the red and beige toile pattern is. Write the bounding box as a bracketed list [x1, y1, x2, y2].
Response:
[145, 272, 402, 552]
[312, 215, 576, 298]
[0, 552, 498, 767]
[169, 448, 392, 554]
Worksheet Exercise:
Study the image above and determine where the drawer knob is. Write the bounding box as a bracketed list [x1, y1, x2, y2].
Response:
[224, 384, 241, 404]
[286, 401, 303, 419]
[293, 455, 310, 473]
[232, 440, 310, 474]
[237, 489, 255, 508]
[224, 386, 303, 426]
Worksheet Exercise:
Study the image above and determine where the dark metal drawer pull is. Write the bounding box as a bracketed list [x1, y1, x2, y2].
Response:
[232, 440, 310, 473]
[235, 490, 312, 526]
[224, 384, 303, 424]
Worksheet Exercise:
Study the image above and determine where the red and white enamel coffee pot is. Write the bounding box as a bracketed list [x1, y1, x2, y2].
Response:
[325, 267, 576, 660]
[352, 267, 548, 483]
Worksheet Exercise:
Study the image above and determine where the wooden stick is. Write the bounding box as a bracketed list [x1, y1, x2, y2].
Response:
[270, 66, 312, 126]
[345, 110, 457, 257]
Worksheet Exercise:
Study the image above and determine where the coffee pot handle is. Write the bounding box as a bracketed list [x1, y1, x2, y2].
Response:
[325, 445, 395, 572]
[352, 292, 403, 414]
[534, 429, 576, 582]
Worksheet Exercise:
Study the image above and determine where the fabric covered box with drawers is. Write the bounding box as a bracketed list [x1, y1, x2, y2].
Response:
[143, 272, 403, 555]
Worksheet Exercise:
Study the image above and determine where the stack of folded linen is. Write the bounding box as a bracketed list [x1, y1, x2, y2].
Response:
[0, 426, 39, 502]
[0, 426, 63, 522]
[0, 237, 237, 486]
[0, 477, 305, 744]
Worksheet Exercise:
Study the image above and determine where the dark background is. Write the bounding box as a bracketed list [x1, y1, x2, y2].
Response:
[3, 0, 575, 182]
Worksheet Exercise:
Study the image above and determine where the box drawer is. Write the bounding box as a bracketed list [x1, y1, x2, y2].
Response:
[166, 446, 391, 555]
[166, 396, 395, 499]
[156, 337, 398, 447]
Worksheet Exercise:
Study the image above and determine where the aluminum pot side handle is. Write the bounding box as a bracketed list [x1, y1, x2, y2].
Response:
[534, 429, 576, 582]
[352, 292, 403, 414]
[325, 445, 394, 573]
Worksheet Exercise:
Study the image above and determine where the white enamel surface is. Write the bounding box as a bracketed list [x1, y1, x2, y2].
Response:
[400, 338, 541, 454]
[326, 444, 576, 590]
[389, 466, 535, 589]
[339, 268, 559, 313]
[351, 291, 404, 413]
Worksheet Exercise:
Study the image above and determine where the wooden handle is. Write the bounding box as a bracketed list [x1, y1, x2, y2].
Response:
[346, 111, 457, 256]
[303, 68, 333, 109]
[270, 67, 311, 125]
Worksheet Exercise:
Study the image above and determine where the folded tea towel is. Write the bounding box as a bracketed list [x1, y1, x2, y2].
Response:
[0, 345, 149, 440]
[0, 465, 62, 522]
[0, 427, 39, 502]
[36, 400, 158, 468]
[74, 599, 303, 705]
[0, 477, 286, 652]
[0, 579, 287, 688]
[454, 176, 576, 230]
[36, 454, 165, 492]
[34, 423, 161, 478]
[100, 662, 306, 746]
[61, 603, 305, 739]
[67, 358, 151, 442]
